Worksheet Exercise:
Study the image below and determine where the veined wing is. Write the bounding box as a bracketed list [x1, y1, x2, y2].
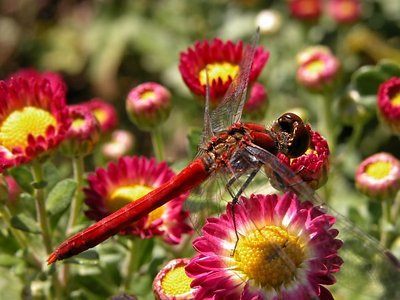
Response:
[244, 143, 400, 299]
[210, 29, 260, 134]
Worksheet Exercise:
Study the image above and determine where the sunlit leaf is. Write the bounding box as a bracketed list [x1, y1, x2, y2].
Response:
[46, 179, 77, 215]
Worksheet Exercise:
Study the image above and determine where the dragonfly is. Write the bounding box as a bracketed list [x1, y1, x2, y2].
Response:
[48, 31, 399, 299]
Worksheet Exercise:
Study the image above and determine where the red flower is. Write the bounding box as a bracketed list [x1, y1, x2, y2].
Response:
[0, 77, 70, 171]
[179, 38, 269, 105]
[289, 0, 322, 21]
[84, 156, 192, 244]
[377, 77, 400, 133]
[243, 82, 268, 119]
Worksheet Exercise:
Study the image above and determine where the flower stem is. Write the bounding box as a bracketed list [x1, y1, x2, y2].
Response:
[391, 190, 400, 227]
[123, 239, 139, 291]
[380, 200, 392, 249]
[66, 155, 85, 235]
[61, 155, 85, 287]
[31, 161, 52, 254]
[151, 127, 165, 162]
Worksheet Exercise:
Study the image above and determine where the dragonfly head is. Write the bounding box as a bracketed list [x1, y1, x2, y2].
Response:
[272, 113, 310, 158]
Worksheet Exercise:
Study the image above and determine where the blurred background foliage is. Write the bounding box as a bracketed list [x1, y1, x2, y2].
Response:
[1, 0, 400, 299]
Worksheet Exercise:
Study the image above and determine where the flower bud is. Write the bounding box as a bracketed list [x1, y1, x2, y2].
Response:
[83, 98, 118, 134]
[126, 82, 171, 131]
[377, 77, 400, 134]
[296, 49, 340, 93]
[62, 105, 100, 157]
[328, 0, 361, 24]
[355, 152, 400, 200]
[288, 0, 322, 22]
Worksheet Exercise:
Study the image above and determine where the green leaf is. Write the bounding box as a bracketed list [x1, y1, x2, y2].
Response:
[352, 67, 388, 96]
[378, 60, 400, 77]
[0, 254, 23, 267]
[11, 213, 41, 234]
[46, 179, 77, 215]
[9, 167, 34, 194]
[187, 127, 202, 158]
[64, 250, 100, 265]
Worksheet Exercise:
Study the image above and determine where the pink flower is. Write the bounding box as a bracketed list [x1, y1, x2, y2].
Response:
[102, 130, 134, 160]
[186, 193, 342, 299]
[153, 258, 196, 300]
[82, 98, 118, 133]
[328, 0, 361, 24]
[297, 50, 340, 92]
[288, 0, 323, 21]
[243, 82, 268, 119]
[84, 156, 192, 244]
[355, 152, 400, 200]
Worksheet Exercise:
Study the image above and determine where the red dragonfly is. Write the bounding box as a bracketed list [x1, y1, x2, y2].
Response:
[48, 32, 399, 298]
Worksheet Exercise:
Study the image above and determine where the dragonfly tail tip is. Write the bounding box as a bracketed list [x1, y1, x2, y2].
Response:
[47, 252, 57, 265]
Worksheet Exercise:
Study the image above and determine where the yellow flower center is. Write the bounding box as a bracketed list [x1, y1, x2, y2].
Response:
[161, 265, 193, 296]
[108, 185, 165, 224]
[365, 161, 392, 180]
[140, 91, 156, 101]
[199, 62, 239, 86]
[391, 91, 400, 107]
[93, 108, 107, 124]
[72, 117, 85, 130]
[0, 106, 57, 151]
[233, 225, 306, 290]
[305, 60, 324, 75]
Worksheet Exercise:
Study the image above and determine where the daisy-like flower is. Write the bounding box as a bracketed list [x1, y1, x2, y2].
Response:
[355, 152, 400, 200]
[179, 38, 269, 105]
[288, 0, 322, 21]
[276, 125, 330, 190]
[243, 82, 268, 119]
[102, 130, 134, 160]
[82, 98, 117, 134]
[62, 105, 100, 156]
[126, 82, 171, 130]
[186, 193, 343, 300]
[0, 77, 70, 172]
[153, 258, 196, 300]
[296, 49, 340, 93]
[377, 77, 400, 134]
[328, 0, 361, 24]
[9, 68, 67, 93]
[84, 156, 192, 244]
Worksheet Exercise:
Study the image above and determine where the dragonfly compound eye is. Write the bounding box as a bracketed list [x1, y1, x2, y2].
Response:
[275, 113, 310, 158]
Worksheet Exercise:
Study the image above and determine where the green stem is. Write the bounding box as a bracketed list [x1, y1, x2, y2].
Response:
[123, 239, 139, 291]
[151, 127, 165, 162]
[391, 190, 400, 226]
[31, 161, 52, 254]
[61, 155, 85, 287]
[380, 200, 392, 249]
[347, 122, 363, 150]
[66, 155, 85, 235]
[321, 92, 336, 154]
[0, 204, 41, 268]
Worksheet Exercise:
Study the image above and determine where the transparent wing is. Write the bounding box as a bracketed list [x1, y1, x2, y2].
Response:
[210, 29, 260, 133]
[243, 143, 400, 299]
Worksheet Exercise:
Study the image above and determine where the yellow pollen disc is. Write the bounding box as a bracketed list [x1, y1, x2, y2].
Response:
[391, 91, 400, 107]
[365, 161, 392, 180]
[108, 185, 153, 212]
[199, 62, 239, 86]
[306, 60, 325, 75]
[93, 108, 107, 123]
[0, 106, 56, 151]
[233, 225, 305, 290]
[140, 91, 156, 101]
[161, 265, 192, 296]
[72, 118, 85, 130]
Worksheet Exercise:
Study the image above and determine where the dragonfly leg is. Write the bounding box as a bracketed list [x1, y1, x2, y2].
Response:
[226, 168, 260, 256]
